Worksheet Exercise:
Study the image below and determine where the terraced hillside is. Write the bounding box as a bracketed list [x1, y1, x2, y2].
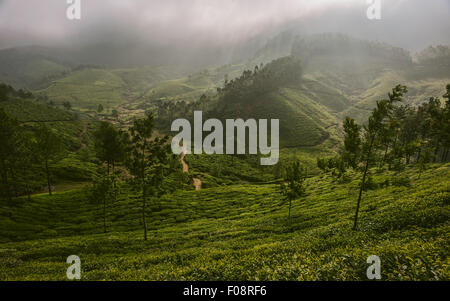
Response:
[35, 65, 193, 113]
[36, 69, 127, 112]
[0, 164, 448, 280]
[0, 96, 87, 149]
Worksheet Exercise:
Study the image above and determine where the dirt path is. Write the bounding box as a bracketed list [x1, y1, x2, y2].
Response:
[192, 178, 202, 190]
[180, 151, 202, 190]
[180, 151, 189, 173]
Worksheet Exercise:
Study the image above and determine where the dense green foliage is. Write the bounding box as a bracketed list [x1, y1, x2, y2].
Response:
[0, 164, 448, 280]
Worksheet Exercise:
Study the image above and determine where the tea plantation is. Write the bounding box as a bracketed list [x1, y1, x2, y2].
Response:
[0, 163, 448, 280]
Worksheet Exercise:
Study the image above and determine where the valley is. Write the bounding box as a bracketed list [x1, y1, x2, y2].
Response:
[0, 33, 449, 281]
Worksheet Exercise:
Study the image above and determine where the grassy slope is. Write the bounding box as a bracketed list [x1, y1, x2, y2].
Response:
[37, 69, 127, 112]
[340, 70, 450, 122]
[111, 65, 192, 98]
[0, 58, 69, 89]
[36, 66, 193, 117]
[139, 64, 248, 105]
[213, 86, 341, 148]
[0, 164, 448, 280]
[0, 47, 72, 90]
[142, 69, 343, 150]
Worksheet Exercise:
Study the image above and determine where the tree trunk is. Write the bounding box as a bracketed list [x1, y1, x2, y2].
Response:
[45, 159, 52, 196]
[353, 136, 374, 231]
[0, 160, 11, 201]
[389, 135, 398, 170]
[288, 199, 292, 219]
[416, 147, 422, 164]
[441, 148, 448, 162]
[382, 144, 389, 166]
[433, 143, 439, 163]
[142, 187, 147, 241]
[112, 162, 117, 202]
[103, 196, 107, 233]
[9, 167, 18, 197]
[26, 183, 31, 201]
[141, 141, 148, 241]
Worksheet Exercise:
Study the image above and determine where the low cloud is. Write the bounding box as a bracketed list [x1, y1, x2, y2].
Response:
[0, 0, 448, 63]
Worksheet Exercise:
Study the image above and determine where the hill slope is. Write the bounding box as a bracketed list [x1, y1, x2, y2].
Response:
[0, 46, 73, 89]
[0, 164, 448, 280]
[291, 34, 450, 122]
[213, 86, 340, 147]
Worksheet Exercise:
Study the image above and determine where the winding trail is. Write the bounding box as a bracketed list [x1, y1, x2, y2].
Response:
[180, 151, 202, 190]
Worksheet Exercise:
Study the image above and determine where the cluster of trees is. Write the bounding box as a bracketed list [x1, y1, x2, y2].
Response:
[0, 109, 64, 201]
[91, 113, 175, 240]
[317, 84, 450, 229]
[415, 45, 450, 78]
[155, 97, 210, 131]
[0, 83, 33, 101]
[0, 100, 178, 240]
[217, 56, 302, 104]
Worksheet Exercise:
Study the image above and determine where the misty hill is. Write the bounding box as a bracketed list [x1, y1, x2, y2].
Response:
[153, 57, 341, 148]
[289, 34, 450, 122]
[213, 57, 339, 147]
[35, 66, 192, 113]
[1, 33, 449, 140]
[0, 46, 75, 90]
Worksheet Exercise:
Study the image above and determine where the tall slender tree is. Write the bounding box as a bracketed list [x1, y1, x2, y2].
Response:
[126, 113, 171, 240]
[91, 175, 112, 233]
[351, 85, 407, 230]
[93, 121, 125, 231]
[35, 125, 63, 196]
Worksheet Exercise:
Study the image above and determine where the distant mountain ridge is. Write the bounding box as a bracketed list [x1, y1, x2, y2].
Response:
[0, 33, 449, 148]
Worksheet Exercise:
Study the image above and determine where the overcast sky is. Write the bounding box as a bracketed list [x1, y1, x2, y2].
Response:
[0, 0, 449, 52]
